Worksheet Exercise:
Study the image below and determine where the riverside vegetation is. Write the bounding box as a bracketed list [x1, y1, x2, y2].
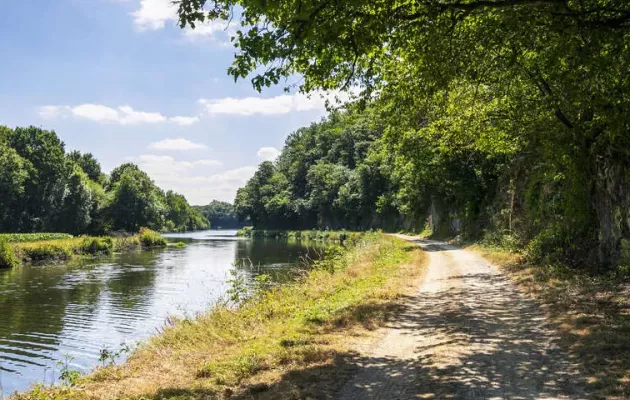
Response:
[12, 233, 427, 400]
[0, 228, 167, 269]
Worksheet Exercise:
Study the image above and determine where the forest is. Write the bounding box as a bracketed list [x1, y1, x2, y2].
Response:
[0, 125, 208, 235]
[193, 201, 243, 229]
[172, 0, 630, 271]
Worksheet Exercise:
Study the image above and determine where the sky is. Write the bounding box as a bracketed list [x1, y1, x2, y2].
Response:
[0, 0, 332, 205]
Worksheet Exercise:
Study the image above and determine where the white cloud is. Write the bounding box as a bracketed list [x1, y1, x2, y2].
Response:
[257, 146, 281, 161]
[149, 138, 208, 151]
[198, 91, 351, 116]
[130, 0, 230, 43]
[183, 20, 229, 39]
[129, 153, 254, 204]
[38, 105, 64, 119]
[131, 0, 176, 31]
[168, 116, 200, 126]
[194, 159, 223, 167]
[39, 104, 199, 126]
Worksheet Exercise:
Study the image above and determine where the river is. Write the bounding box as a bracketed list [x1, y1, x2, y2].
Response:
[0, 230, 326, 395]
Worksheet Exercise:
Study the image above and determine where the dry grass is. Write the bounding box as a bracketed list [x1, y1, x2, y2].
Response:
[469, 244, 630, 399]
[13, 233, 426, 400]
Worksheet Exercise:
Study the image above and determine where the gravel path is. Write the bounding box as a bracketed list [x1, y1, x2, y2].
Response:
[336, 236, 587, 400]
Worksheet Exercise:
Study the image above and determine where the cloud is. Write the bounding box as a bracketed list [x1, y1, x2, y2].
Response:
[39, 104, 199, 126]
[38, 105, 64, 119]
[130, 0, 230, 43]
[167, 116, 200, 126]
[198, 91, 350, 116]
[182, 20, 230, 40]
[257, 146, 281, 161]
[131, 0, 176, 31]
[194, 159, 223, 167]
[129, 154, 254, 204]
[149, 138, 208, 151]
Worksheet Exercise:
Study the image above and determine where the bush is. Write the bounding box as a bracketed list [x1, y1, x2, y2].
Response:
[81, 237, 114, 255]
[22, 244, 73, 263]
[0, 238, 20, 268]
[139, 228, 167, 248]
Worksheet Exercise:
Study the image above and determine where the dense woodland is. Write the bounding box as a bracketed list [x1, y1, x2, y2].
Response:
[193, 201, 243, 229]
[0, 126, 208, 234]
[176, 0, 630, 270]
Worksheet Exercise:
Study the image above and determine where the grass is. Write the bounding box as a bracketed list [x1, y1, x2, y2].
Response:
[139, 227, 168, 247]
[469, 244, 630, 399]
[0, 233, 73, 243]
[0, 237, 21, 268]
[4, 229, 167, 268]
[12, 233, 426, 400]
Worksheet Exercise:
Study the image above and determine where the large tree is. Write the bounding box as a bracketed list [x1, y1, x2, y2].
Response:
[179, 0, 630, 265]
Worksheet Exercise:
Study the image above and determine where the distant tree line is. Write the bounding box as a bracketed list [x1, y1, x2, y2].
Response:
[193, 201, 243, 229]
[0, 126, 208, 234]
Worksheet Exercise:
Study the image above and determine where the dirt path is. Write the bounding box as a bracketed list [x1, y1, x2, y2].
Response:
[336, 236, 587, 400]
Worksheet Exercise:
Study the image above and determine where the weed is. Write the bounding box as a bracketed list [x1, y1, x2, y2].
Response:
[139, 228, 167, 248]
[0, 238, 20, 269]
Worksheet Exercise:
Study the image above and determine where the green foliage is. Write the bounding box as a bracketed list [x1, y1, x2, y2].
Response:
[0, 125, 204, 237]
[57, 354, 81, 386]
[179, 0, 630, 267]
[0, 233, 72, 242]
[80, 236, 114, 255]
[0, 238, 20, 268]
[20, 243, 73, 263]
[194, 200, 242, 229]
[165, 190, 209, 232]
[138, 227, 167, 248]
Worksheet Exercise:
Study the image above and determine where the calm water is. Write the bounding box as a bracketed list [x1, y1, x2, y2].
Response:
[0, 230, 326, 395]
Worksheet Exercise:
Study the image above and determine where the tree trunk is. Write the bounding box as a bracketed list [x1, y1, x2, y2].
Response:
[593, 151, 630, 267]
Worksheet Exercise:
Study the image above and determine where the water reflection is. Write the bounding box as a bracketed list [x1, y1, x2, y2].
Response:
[0, 230, 324, 394]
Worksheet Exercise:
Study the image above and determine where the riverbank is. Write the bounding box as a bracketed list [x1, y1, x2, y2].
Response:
[236, 228, 363, 242]
[470, 244, 630, 398]
[12, 233, 426, 400]
[0, 228, 167, 269]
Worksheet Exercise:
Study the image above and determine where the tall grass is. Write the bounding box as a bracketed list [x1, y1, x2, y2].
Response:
[0, 238, 20, 268]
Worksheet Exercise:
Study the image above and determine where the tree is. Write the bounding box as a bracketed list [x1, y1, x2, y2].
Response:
[0, 133, 31, 231]
[179, 0, 630, 266]
[194, 201, 242, 229]
[67, 151, 105, 184]
[165, 191, 209, 232]
[6, 126, 68, 231]
[106, 165, 166, 232]
[59, 165, 93, 235]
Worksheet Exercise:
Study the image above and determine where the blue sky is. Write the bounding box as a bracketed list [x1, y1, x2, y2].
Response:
[0, 0, 332, 204]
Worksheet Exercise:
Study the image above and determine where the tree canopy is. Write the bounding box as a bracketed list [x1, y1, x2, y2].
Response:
[0, 126, 208, 234]
[183, 0, 630, 268]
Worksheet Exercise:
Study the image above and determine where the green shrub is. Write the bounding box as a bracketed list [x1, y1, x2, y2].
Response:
[80, 237, 114, 255]
[22, 244, 73, 263]
[0, 238, 20, 268]
[139, 228, 167, 248]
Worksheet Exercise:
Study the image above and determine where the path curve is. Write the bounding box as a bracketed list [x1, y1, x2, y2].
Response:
[336, 236, 587, 400]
